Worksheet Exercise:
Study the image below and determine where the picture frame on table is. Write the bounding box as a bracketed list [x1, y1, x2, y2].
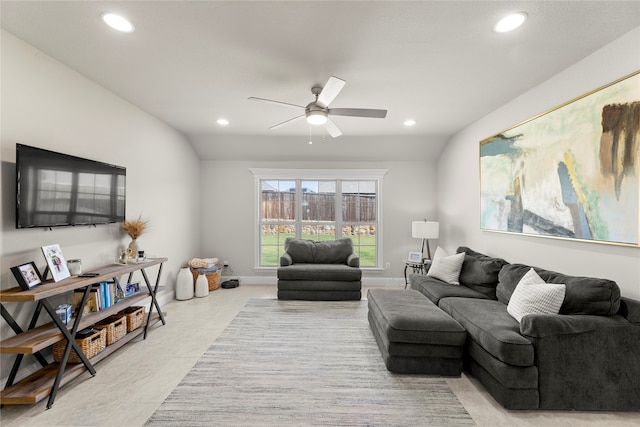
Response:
[10, 261, 44, 291]
[41, 244, 71, 282]
[407, 251, 423, 263]
[125, 282, 140, 297]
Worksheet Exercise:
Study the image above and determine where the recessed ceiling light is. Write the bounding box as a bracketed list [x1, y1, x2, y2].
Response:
[101, 13, 135, 33]
[494, 12, 527, 33]
[403, 119, 416, 127]
[217, 118, 230, 126]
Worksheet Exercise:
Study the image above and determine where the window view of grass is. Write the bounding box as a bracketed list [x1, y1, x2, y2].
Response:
[261, 234, 377, 266]
[260, 178, 379, 268]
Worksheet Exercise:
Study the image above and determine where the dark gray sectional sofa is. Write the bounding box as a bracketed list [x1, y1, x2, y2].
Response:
[408, 246, 640, 411]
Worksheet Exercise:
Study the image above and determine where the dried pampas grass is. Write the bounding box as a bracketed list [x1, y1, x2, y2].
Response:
[122, 214, 149, 239]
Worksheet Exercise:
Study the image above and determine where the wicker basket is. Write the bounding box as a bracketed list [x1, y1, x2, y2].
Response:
[53, 328, 106, 363]
[119, 306, 145, 332]
[191, 268, 222, 291]
[94, 314, 127, 345]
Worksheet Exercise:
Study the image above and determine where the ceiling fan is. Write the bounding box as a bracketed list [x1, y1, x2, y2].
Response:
[248, 76, 387, 138]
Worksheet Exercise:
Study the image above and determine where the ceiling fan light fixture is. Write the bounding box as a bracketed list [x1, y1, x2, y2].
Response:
[216, 118, 229, 126]
[306, 110, 328, 125]
[403, 119, 416, 126]
[101, 13, 135, 33]
[494, 12, 527, 33]
[251, 76, 386, 137]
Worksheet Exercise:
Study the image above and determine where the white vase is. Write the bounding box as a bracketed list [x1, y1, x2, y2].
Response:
[128, 239, 138, 257]
[195, 274, 209, 298]
[175, 267, 194, 300]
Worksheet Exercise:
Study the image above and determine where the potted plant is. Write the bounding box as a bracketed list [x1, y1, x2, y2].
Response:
[121, 214, 148, 258]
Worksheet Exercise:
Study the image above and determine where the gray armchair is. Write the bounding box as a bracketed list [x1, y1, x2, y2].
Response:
[277, 237, 362, 300]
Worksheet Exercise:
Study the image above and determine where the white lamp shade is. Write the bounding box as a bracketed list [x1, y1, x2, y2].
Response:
[412, 221, 439, 239]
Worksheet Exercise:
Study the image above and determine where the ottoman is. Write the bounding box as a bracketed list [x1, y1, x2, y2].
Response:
[367, 289, 466, 375]
[278, 264, 362, 301]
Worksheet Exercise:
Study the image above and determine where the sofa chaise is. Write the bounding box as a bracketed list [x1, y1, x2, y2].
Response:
[277, 237, 362, 300]
[369, 246, 640, 411]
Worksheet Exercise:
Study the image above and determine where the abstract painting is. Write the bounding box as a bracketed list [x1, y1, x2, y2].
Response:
[480, 71, 640, 247]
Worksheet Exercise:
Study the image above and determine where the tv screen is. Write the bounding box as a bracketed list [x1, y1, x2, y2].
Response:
[16, 144, 126, 228]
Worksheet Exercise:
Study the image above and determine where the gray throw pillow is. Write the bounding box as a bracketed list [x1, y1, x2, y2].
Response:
[284, 238, 354, 264]
[497, 263, 620, 315]
[284, 238, 315, 263]
[456, 246, 509, 299]
[314, 238, 354, 264]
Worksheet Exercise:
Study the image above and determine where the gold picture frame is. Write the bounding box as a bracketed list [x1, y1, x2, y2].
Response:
[480, 71, 640, 247]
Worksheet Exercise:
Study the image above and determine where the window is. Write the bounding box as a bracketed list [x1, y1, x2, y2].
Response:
[259, 179, 296, 266]
[341, 180, 377, 267]
[252, 169, 387, 268]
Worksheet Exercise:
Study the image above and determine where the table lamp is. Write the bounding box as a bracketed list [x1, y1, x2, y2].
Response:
[411, 220, 439, 260]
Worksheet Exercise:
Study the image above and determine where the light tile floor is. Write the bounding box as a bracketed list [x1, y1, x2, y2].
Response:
[1, 284, 638, 426]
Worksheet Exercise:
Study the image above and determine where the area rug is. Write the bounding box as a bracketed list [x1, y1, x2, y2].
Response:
[145, 299, 474, 426]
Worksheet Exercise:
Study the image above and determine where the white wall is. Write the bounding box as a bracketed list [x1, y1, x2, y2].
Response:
[1, 31, 201, 375]
[437, 27, 640, 299]
[199, 159, 438, 281]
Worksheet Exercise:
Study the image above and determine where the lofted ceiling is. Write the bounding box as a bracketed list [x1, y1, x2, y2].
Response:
[2, 1, 639, 161]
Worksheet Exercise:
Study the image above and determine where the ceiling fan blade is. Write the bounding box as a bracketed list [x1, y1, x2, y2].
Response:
[328, 108, 387, 118]
[316, 76, 346, 108]
[269, 114, 305, 130]
[248, 97, 305, 109]
[324, 118, 342, 138]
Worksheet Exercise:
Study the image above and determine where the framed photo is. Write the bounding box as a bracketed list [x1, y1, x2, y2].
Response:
[480, 71, 639, 247]
[41, 244, 71, 282]
[125, 281, 140, 297]
[10, 262, 43, 291]
[408, 251, 422, 263]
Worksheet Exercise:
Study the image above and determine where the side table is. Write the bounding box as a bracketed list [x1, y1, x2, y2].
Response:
[403, 259, 432, 289]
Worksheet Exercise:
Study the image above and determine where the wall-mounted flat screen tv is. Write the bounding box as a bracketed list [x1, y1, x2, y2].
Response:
[16, 144, 126, 229]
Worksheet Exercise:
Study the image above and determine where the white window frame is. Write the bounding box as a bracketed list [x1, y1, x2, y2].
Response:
[250, 168, 387, 270]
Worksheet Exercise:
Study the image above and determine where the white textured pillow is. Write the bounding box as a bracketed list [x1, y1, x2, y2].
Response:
[426, 247, 465, 285]
[507, 268, 566, 323]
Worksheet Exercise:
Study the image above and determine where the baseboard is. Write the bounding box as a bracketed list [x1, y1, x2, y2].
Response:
[156, 288, 175, 306]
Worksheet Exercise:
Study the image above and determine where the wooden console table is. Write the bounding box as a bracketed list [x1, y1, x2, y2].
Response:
[0, 258, 167, 408]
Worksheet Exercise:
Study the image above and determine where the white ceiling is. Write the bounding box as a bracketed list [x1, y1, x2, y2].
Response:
[2, 1, 639, 161]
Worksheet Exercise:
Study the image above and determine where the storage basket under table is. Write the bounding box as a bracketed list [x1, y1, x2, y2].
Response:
[53, 328, 106, 363]
[191, 266, 222, 291]
[94, 314, 127, 345]
[119, 306, 145, 332]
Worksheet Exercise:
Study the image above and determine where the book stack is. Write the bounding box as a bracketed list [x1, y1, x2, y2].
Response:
[71, 281, 125, 315]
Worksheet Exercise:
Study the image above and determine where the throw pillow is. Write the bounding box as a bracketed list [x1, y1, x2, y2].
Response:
[498, 263, 620, 315]
[507, 268, 566, 323]
[456, 246, 509, 299]
[426, 247, 465, 285]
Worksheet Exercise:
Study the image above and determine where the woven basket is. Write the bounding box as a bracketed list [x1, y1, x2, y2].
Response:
[191, 268, 222, 291]
[119, 306, 145, 332]
[53, 328, 106, 363]
[94, 314, 127, 345]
